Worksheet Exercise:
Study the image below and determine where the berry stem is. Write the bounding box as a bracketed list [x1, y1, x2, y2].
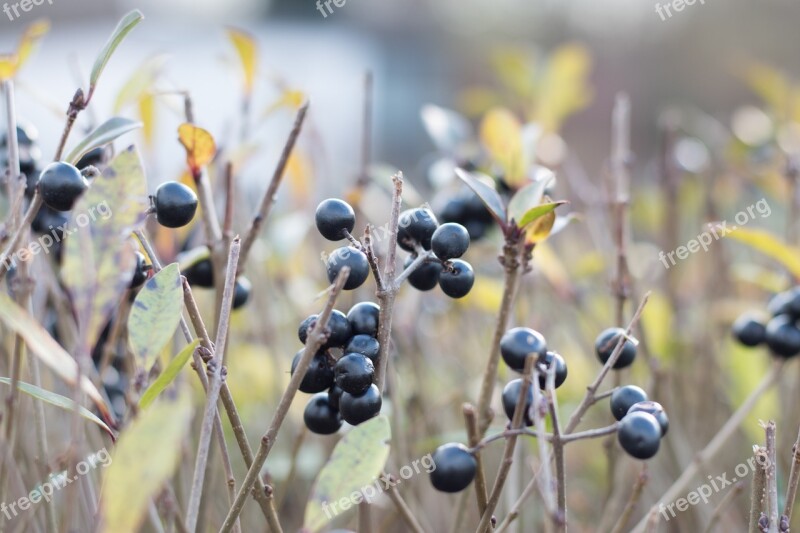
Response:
[219, 267, 351, 533]
[239, 102, 309, 271]
[783, 425, 800, 521]
[763, 421, 779, 533]
[362, 225, 384, 290]
[382, 473, 426, 533]
[629, 360, 784, 533]
[186, 237, 241, 532]
[546, 366, 567, 532]
[750, 445, 769, 533]
[392, 247, 434, 290]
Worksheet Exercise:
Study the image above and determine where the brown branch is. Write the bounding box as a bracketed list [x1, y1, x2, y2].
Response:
[751, 446, 769, 533]
[463, 404, 488, 515]
[785, 425, 800, 520]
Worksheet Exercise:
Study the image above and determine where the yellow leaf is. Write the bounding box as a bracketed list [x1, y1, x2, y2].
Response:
[726, 227, 800, 280]
[479, 107, 524, 186]
[178, 123, 216, 176]
[137, 92, 156, 147]
[531, 43, 593, 132]
[100, 389, 193, 533]
[526, 209, 556, 244]
[114, 55, 168, 113]
[227, 27, 257, 96]
[263, 89, 306, 117]
[489, 45, 536, 99]
[0, 19, 49, 80]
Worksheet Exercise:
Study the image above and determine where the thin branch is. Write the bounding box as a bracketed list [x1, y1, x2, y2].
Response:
[784, 424, 800, 520]
[610, 465, 648, 533]
[219, 267, 351, 533]
[239, 102, 309, 268]
[383, 473, 426, 533]
[751, 446, 769, 533]
[463, 404, 488, 516]
[546, 366, 566, 532]
[763, 421, 778, 533]
[494, 459, 540, 533]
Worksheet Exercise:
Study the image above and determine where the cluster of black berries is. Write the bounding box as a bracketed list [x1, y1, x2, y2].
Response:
[437, 188, 495, 241]
[732, 286, 800, 357]
[316, 198, 475, 298]
[611, 385, 669, 460]
[182, 257, 252, 310]
[296, 301, 383, 434]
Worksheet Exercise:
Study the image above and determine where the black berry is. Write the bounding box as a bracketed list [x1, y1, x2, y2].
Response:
[129, 251, 150, 289]
[627, 401, 669, 436]
[315, 198, 356, 241]
[184, 258, 214, 288]
[339, 383, 382, 425]
[31, 205, 69, 240]
[347, 302, 380, 337]
[618, 411, 661, 460]
[501, 378, 533, 426]
[537, 351, 568, 390]
[298, 310, 351, 348]
[38, 162, 88, 211]
[303, 393, 342, 435]
[326, 246, 369, 290]
[153, 181, 198, 228]
[610, 386, 648, 421]
[438, 259, 475, 298]
[501, 327, 548, 372]
[291, 351, 334, 393]
[732, 314, 766, 347]
[397, 208, 438, 251]
[430, 443, 477, 493]
[431, 223, 470, 260]
[328, 383, 343, 410]
[767, 288, 800, 318]
[232, 277, 251, 309]
[334, 353, 375, 395]
[594, 327, 637, 369]
[76, 147, 107, 170]
[344, 335, 380, 362]
[404, 254, 442, 291]
[298, 314, 318, 344]
[765, 314, 800, 358]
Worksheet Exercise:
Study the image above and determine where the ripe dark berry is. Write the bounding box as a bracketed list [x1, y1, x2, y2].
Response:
[501, 327, 548, 372]
[431, 223, 470, 260]
[404, 254, 441, 291]
[184, 258, 214, 288]
[38, 162, 88, 211]
[594, 327, 637, 369]
[501, 378, 533, 426]
[303, 393, 342, 435]
[334, 353, 375, 395]
[153, 181, 198, 228]
[298, 314, 317, 344]
[76, 147, 107, 170]
[537, 351, 568, 390]
[430, 443, 477, 493]
[347, 302, 380, 337]
[765, 314, 800, 357]
[397, 208, 438, 251]
[339, 383, 382, 425]
[232, 277, 251, 309]
[328, 383, 343, 410]
[298, 311, 351, 347]
[344, 334, 380, 362]
[31, 205, 68, 240]
[627, 401, 669, 436]
[291, 351, 334, 393]
[315, 198, 356, 241]
[732, 314, 766, 347]
[326, 246, 369, 290]
[610, 386, 648, 421]
[618, 412, 662, 460]
[130, 252, 150, 289]
[767, 288, 800, 318]
[438, 259, 475, 298]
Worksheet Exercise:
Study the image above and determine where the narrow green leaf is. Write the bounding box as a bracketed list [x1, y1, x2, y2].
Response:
[90, 10, 144, 90]
[517, 201, 567, 229]
[139, 340, 199, 409]
[304, 416, 391, 532]
[507, 180, 549, 226]
[0, 377, 113, 439]
[128, 263, 184, 371]
[100, 388, 192, 533]
[0, 293, 111, 421]
[727, 227, 800, 279]
[65, 117, 142, 164]
[454, 168, 507, 226]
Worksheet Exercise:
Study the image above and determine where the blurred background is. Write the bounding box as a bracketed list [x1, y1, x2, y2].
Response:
[3, 1, 800, 532]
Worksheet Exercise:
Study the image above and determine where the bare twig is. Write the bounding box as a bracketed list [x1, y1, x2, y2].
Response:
[383, 473, 426, 533]
[751, 446, 769, 533]
[546, 365, 566, 532]
[219, 267, 350, 533]
[763, 421, 779, 533]
[610, 465, 648, 533]
[784, 425, 800, 520]
[463, 404, 488, 515]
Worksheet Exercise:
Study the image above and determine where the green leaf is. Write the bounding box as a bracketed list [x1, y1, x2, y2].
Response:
[128, 263, 184, 371]
[65, 117, 142, 165]
[454, 168, 507, 226]
[304, 416, 391, 532]
[100, 387, 192, 533]
[726, 227, 800, 279]
[0, 293, 112, 422]
[506, 168, 555, 226]
[0, 377, 113, 439]
[62, 146, 149, 351]
[139, 340, 198, 409]
[517, 201, 567, 229]
[90, 10, 144, 90]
